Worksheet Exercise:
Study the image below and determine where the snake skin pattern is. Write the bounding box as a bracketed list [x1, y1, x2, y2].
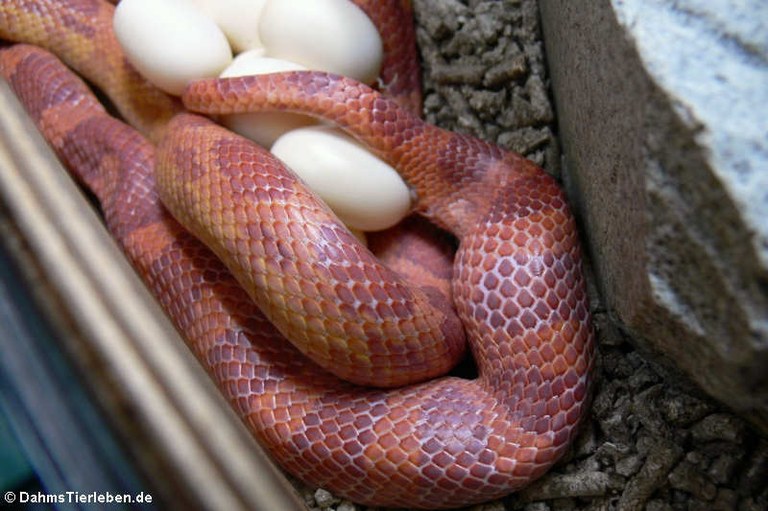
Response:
[0, 0, 596, 508]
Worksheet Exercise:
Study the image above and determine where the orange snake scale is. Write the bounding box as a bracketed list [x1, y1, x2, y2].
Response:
[0, 0, 595, 508]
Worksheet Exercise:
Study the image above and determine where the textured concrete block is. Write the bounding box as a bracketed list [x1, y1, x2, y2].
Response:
[539, 0, 768, 430]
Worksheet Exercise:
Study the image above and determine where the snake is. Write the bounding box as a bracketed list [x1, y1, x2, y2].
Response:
[0, 0, 595, 509]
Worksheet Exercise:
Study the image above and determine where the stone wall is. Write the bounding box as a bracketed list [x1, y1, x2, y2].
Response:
[539, 0, 768, 432]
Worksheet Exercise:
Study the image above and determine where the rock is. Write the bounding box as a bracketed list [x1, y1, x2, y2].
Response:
[707, 453, 741, 485]
[518, 471, 623, 501]
[690, 413, 746, 443]
[740, 439, 768, 495]
[615, 453, 643, 477]
[646, 501, 674, 511]
[312, 488, 338, 508]
[668, 460, 718, 501]
[657, 387, 714, 427]
[617, 439, 683, 511]
[711, 489, 738, 511]
[539, 0, 768, 431]
[523, 503, 550, 511]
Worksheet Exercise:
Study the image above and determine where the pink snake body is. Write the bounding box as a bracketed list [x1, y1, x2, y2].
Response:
[0, 0, 595, 508]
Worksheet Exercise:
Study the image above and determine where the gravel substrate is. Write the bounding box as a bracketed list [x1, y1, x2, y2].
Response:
[293, 1, 768, 509]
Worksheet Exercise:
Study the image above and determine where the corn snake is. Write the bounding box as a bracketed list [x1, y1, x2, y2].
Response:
[0, 0, 595, 508]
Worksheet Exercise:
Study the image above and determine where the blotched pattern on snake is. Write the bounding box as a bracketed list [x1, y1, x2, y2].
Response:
[0, 0, 595, 508]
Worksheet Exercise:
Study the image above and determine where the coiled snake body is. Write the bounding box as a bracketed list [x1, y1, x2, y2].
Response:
[0, 0, 595, 508]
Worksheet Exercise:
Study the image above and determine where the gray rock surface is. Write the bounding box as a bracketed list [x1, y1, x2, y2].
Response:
[538, 0, 768, 431]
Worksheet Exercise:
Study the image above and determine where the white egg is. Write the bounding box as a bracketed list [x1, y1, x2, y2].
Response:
[219, 51, 317, 148]
[271, 126, 412, 232]
[114, 0, 232, 96]
[186, 0, 268, 52]
[219, 48, 273, 75]
[259, 0, 383, 84]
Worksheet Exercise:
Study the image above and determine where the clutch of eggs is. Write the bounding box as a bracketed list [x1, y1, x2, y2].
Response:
[114, 0, 414, 240]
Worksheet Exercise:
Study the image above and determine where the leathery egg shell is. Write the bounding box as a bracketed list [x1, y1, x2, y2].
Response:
[186, 0, 268, 52]
[114, 0, 232, 96]
[259, 0, 383, 84]
[271, 126, 412, 232]
[219, 51, 316, 148]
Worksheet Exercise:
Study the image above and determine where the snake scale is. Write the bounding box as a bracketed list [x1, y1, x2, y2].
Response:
[0, 0, 595, 508]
